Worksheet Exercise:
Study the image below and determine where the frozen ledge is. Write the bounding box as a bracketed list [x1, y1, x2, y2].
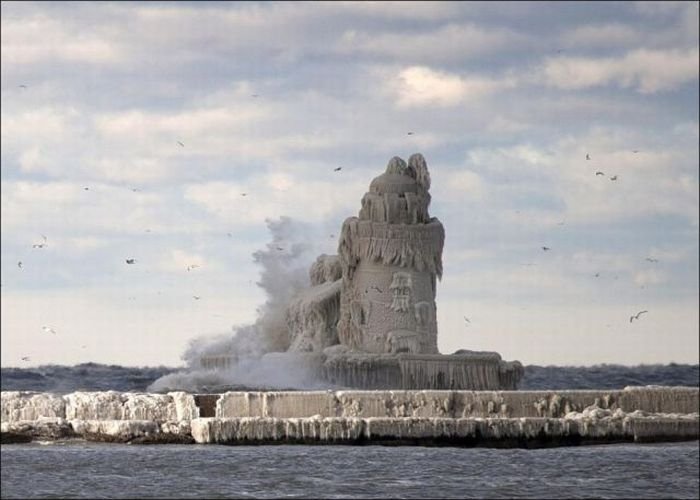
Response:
[1, 415, 697, 446]
[2, 387, 698, 446]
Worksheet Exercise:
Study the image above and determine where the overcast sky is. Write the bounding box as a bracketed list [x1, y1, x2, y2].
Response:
[2, 1, 698, 368]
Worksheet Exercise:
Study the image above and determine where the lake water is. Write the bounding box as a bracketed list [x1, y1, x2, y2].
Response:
[2, 441, 698, 499]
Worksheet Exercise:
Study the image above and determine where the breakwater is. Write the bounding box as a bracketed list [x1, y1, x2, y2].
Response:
[2, 387, 698, 447]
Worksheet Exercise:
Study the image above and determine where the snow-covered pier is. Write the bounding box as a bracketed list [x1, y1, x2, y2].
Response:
[2, 387, 698, 446]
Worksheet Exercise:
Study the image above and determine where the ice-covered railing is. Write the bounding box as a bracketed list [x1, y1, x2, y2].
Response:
[2, 388, 697, 445]
[3, 387, 698, 423]
[1, 391, 198, 423]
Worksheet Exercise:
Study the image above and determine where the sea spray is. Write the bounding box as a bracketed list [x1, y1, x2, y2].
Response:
[148, 217, 322, 392]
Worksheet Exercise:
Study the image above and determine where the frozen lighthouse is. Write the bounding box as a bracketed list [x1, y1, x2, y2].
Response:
[336, 154, 444, 355]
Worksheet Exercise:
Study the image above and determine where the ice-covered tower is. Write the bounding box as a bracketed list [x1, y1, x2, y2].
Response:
[337, 154, 445, 354]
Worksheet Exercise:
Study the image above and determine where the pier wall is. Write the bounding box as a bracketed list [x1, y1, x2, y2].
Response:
[2, 387, 697, 446]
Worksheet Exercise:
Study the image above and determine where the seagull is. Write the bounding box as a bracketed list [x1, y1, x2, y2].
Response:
[18, 84, 28, 89]
[594, 273, 600, 278]
[610, 175, 618, 181]
[595, 171, 605, 176]
[251, 94, 259, 98]
[240, 193, 247, 197]
[131, 188, 141, 192]
[407, 131, 414, 135]
[125, 259, 136, 264]
[21, 356, 30, 361]
[334, 167, 342, 172]
[276, 246, 284, 251]
[632, 150, 639, 154]
[463, 316, 471, 324]
[17, 261, 23, 269]
[84, 187, 89, 191]
[193, 295, 201, 300]
[32, 234, 48, 249]
[186, 264, 200, 271]
[542, 246, 551, 251]
[329, 234, 335, 238]
[42, 326, 57, 334]
[177, 141, 185, 147]
[645, 257, 658, 263]
[227, 232, 233, 237]
[520, 263, 536, 267]
[586, 154, 591, 160]
[629, 310, 648, 323]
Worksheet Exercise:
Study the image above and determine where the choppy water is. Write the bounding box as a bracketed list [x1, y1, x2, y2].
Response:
[1, 442, 698, 499]
[2, 363, 698, 393]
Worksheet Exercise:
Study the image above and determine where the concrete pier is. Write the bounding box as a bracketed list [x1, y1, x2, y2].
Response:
[2, 387, 698, 447]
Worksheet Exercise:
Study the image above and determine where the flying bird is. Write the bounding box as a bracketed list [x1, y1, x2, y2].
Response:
[586, 154, 591, 160]
[18, 84, 28, 89]
[21, 356, 30, 361]
[131, 188, 141, 192]
[17, 261, 23, 269]
[594, 273, 600, 278]
[610, 175, 618, 181]
[629, 310, 648, 323]
[84, 187, 89, 191]
[42, 326, 57, 335]
[595, 171, 605, 176]
[251, 94, 259, 98]
[645, 257, 658, 263]
[177, 141, 185, 147]
[240, 193, 247, 197]
[463, 316, 471, 324]
[187, 264, 200, 271]
[125, 259, 136, 264]
[193, 296, 201, 300]
[276, 246, 284, 251]
[632, 150, 639, 154]
[334, 167, 342, 172]
[407, 131, 414, 135]
[542, 246, 551, 251]
[32, 234, 48, 249]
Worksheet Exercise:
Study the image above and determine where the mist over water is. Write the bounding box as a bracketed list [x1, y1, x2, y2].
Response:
[2, 363, 698, 394]
[3, 221, 698, 394]
[147, 217, 324, 392]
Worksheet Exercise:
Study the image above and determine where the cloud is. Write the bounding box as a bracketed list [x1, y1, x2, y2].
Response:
[337, 23, 529, 63]
[440, 170, 485, 201]
[388, 66, 514, 108]
[183, 173, 368, 227]
[561, 23, 642, 49]
[0, 14, 125, 66]
[633, 269, 668, 287]
[540, 48, 699, 93]
[157, 249, 210, 274]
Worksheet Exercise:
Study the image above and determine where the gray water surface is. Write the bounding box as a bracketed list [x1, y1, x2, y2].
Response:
[2, 442, 698, 499]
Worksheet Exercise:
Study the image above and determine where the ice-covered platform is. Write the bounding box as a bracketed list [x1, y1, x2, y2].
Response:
[2, 387, 698, 447]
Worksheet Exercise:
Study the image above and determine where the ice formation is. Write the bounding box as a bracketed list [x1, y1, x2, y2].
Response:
[2, 387, 697, 445]
[187, 154, 524, 391]
[146, 154, 526, 392]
